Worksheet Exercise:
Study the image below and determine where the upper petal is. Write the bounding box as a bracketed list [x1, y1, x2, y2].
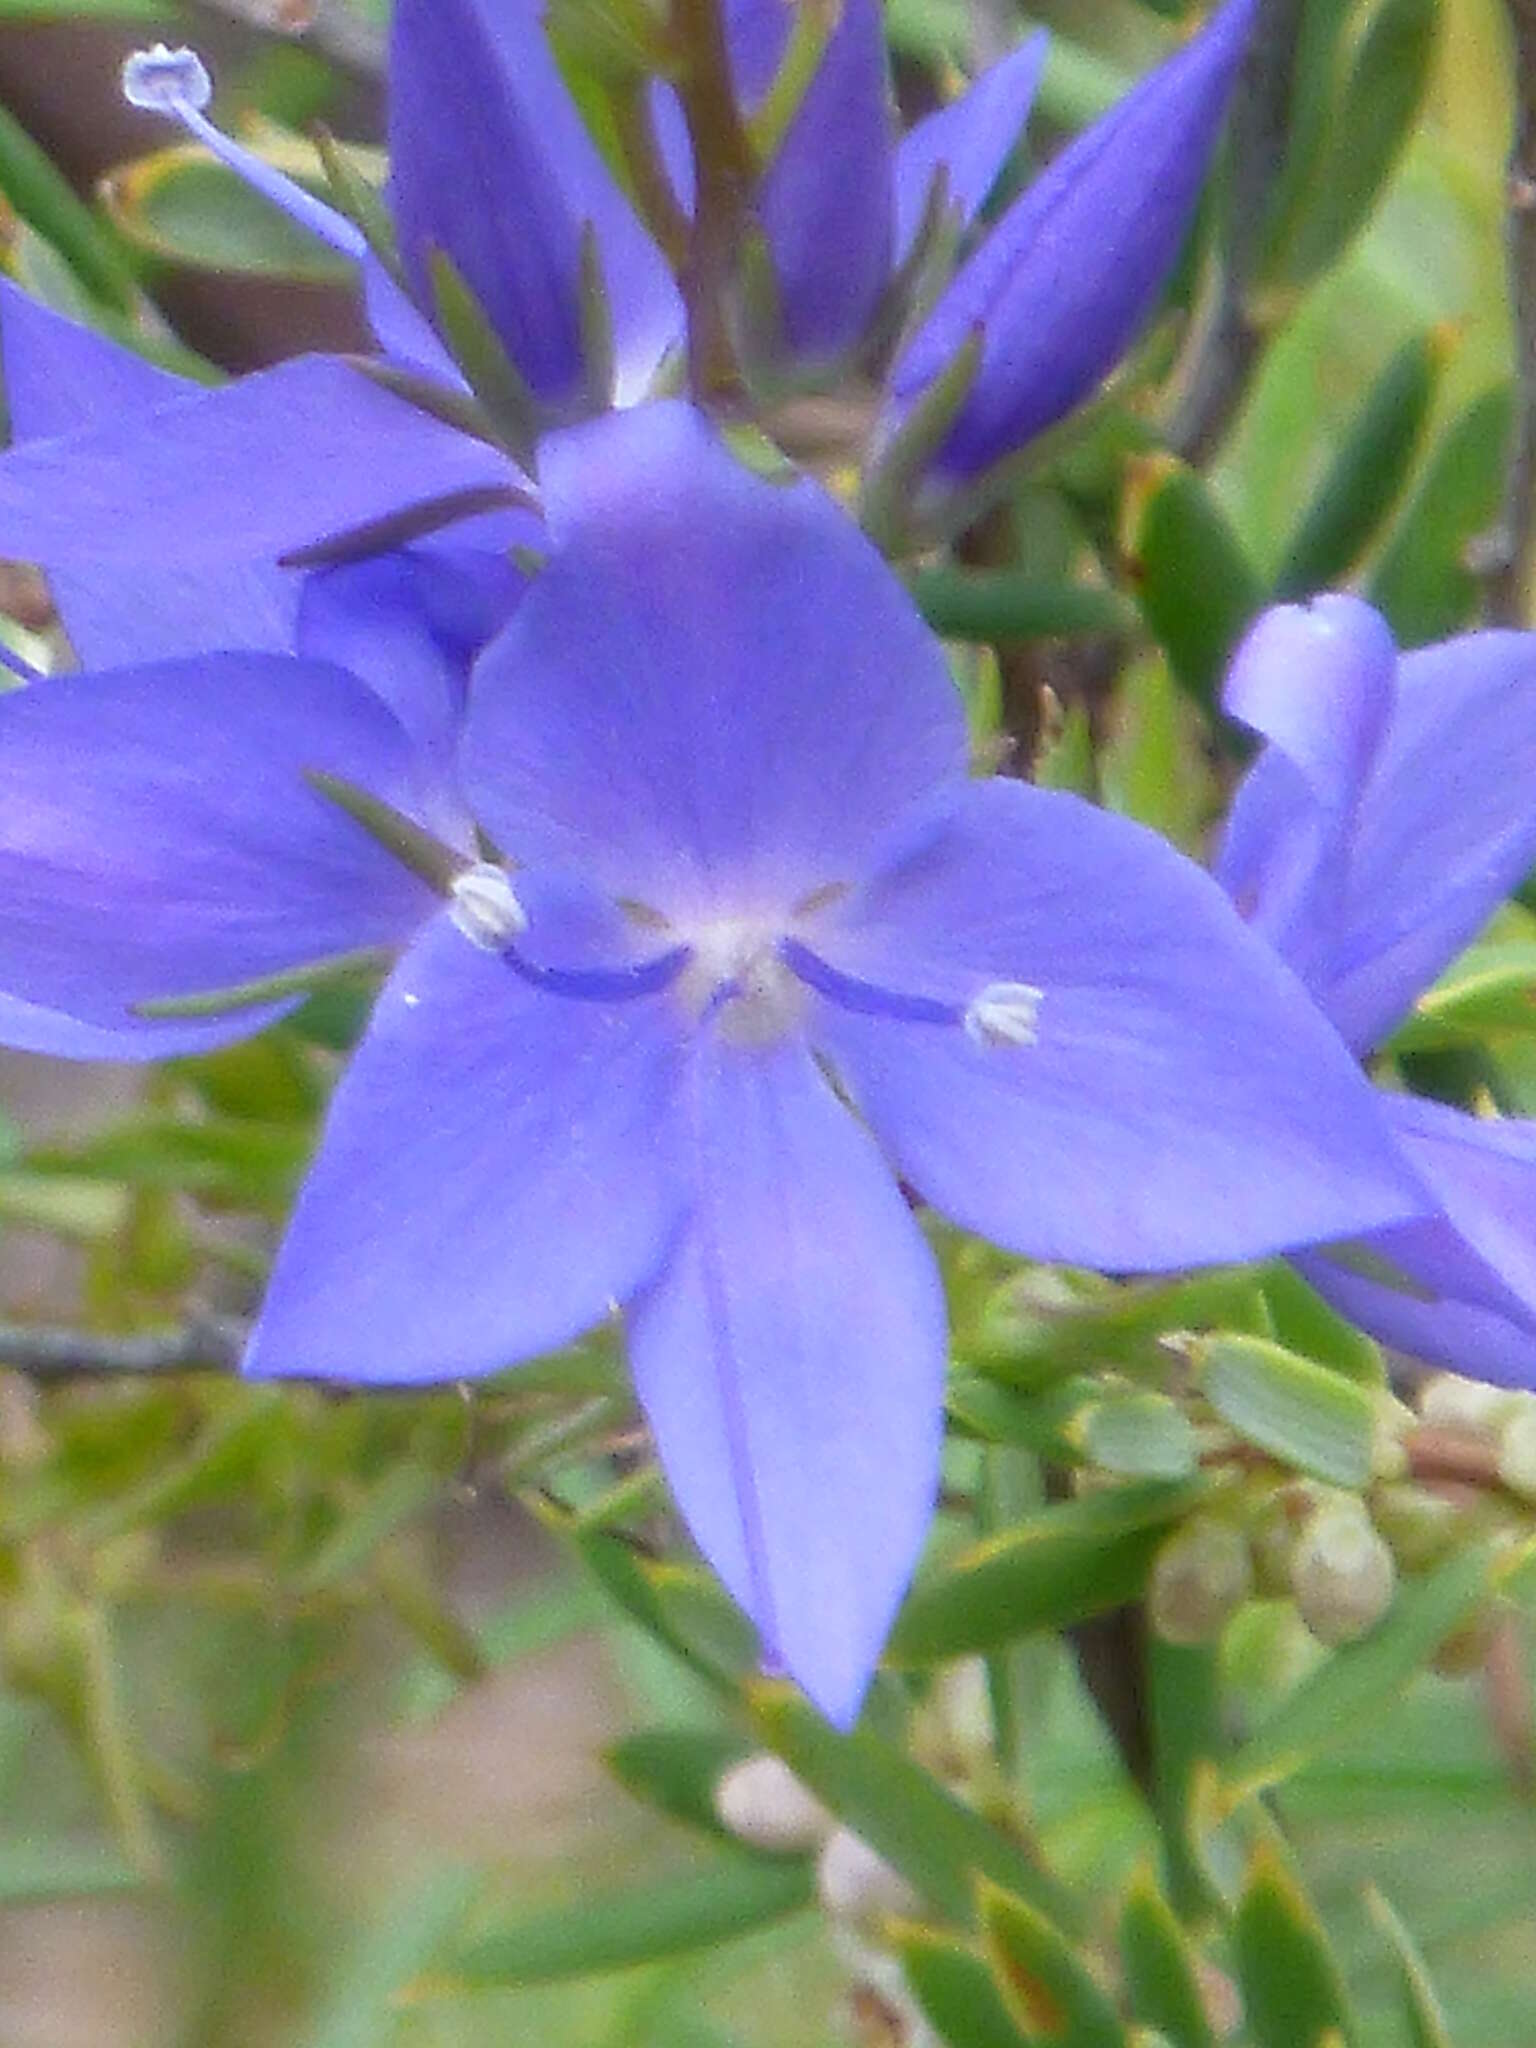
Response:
[887, 0, 1256, 482]
[0, 353, 516, 568]
[893, 32, 1048, 259]
[627, 1033, 946, 1728]
[0, 283, 297, 661]
[389, 0, 679, 407]
[246, 907, 688, 1381]
[0, 654, 439, 1024]
[808, 778, 1423, 1271]
[463, 404, 968, 919]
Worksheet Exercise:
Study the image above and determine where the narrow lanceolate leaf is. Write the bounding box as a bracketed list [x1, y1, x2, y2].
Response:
[1365, 1888, 1457, 2048]
[1194, 1333, 1376, 1487]
[889, 1481, 1206, 1662]
[1120, 455, 1264, 717]
[897, 1926, 1030, 2048]
[1273, 329, 1450, 600]
[1368, 386, 1514, 645]
[1227, 1538, 1511, 1797]
[1149, 1640, 1225, 1923]
[1258, 1265, 1385, 1387]
[1272, 0, 1442, 286]
[1118, 1873, 1215, 2048]
[746, 1680, 1081, 1932]
[0, 101, 138, 309]
[1231, 1847, 1356, 2048]
[1389, 943, 1536, 1052]
[980, 1881, 1128, 2047]
[908, 567, 1136, 644]
[604, 1729, 755, 1847]
[448, 1854, 812, 1985]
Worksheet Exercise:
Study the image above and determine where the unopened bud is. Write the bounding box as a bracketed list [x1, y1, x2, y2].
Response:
[1497, 1400, 1536, 1501]
[817, 1827, 922, 1932]
[1291, 1499, 1395, 1646]
[1419, 1373, 1513, 1433]
[714, 1753, 831, 1855]
[1372, 1481, 1465, 1571]
[1370, 1390, 1413, 1481]
[1149, 1516, 1253, 1645]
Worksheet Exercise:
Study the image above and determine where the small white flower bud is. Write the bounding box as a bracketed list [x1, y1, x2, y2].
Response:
[1290, 1499, 1396, 1646]
[1418, 1373, 1514, 1433]
[122, 44, 212, 112]
[713, 1753, 831, 1855]
[1497, 1400, 1536, 1501]
[963, 981, 1044, 1049]
[816, 1827, 922, 1932]
[448, 863, 526, 950]
[1148, 1516, 1254, 1645]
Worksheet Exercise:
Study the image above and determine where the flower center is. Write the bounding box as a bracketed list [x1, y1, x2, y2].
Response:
[677, 917, 804, 1046]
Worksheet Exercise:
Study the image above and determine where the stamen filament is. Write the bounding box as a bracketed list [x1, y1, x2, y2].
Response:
[777, 936, 961, 1026]
[123, 45, 367, 265]
[503, 944, 692, 1004]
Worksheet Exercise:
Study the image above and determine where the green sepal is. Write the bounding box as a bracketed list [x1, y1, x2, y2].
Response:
[857, 329, 981, 555]
[1273, 327, 1451, 599]
[578, 220, 616, 410]
[897, 1924, 1031, 2048]
[427, 249, 542, 471]
[304, 772, 464, 894]
[312, 125, 401, 274]
[604, 1728, 759, 1847]
[1192, 1333, 1378, 1488]
[135, 946, 390, 1022]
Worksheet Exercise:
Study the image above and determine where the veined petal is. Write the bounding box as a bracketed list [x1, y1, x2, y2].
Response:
[627, 1034, 946, 1728]
[1217, 596, 1396, 984]
[0, 654, 438, 1024]
[0, 283, 297, 661]
[893, 31, 1048, 259]
[389, 0, 679, 406]
[246, 908, 688, 1381]
[0, 352, 515, 568]
[1323, 631, 1536, 1051]
[464, 404, 967, 919]
[1296, 1095, 1536, 1387]
[0, 989, 291, 1061]
[887, 0, 1256, 482]
[809, 779, 1422, 1271]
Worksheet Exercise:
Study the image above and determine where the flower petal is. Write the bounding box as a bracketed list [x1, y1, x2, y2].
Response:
[0, 990, 290, 1060]
[0, 654, 439, 1024]
[808, 779, 1422, 1270]
[246, 908, 688, 1381]
[0, 352, 515, 568]
[1324, 631, 1536, 1051]
[0, 283, 297, 661]
[1217, 596, 1397, 985]
[627, 1034, 946, 1728]
[389, 0, 679, 406]
[893, 31, 1048, 259]
[1296, 1095, 1536, 1387]
[887, 0, 1255, 483]
[464, 404, 967, 918]
[750, 0, 895, 362]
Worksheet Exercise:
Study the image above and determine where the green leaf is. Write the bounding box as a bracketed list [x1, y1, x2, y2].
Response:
[1274, 0, 1442, 286]
[1227, 1538, 1509, 1796]
[1074, 1394, 1200, 1482]
[1273, 328, 1449, 598]
[909, 567, 1136, 643]
[1257, 1265, 1385, 1386]
[0, 1837, 140, 1902]
[890, 1482, 1206, 1663]
[0, 100, 137, 309]
[543, 1508, 750, 1694]
[1194, 1333, 1377, 1487]
[100, 145, 353, 281]
[449, 1852, 812, 1985]
[981, 1880, 1128, 2047]
[1121, 455, 1263, 716]
[1369, 386, 1514, 644]
[1118, 1873, 1214, 2048]
[746, 1680, 1081, 1931]
[1148, 1639, 1225, 1922]
[966, 1267, 1270, 1389]
[1365, 1888, 1457, 2048]
[605, 1728, 756, 1846]
[1231, 1846, 1356, 2048]
[898, 1926, 1029, 2048]
[1389, 942, 1536, 1051]
[302, 1869, 481, 2048]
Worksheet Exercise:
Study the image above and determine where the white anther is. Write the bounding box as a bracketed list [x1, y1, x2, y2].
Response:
[448, 863, 526, 951]
[963, 980, 1044, 1049]
[122, 44, 212, 113]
